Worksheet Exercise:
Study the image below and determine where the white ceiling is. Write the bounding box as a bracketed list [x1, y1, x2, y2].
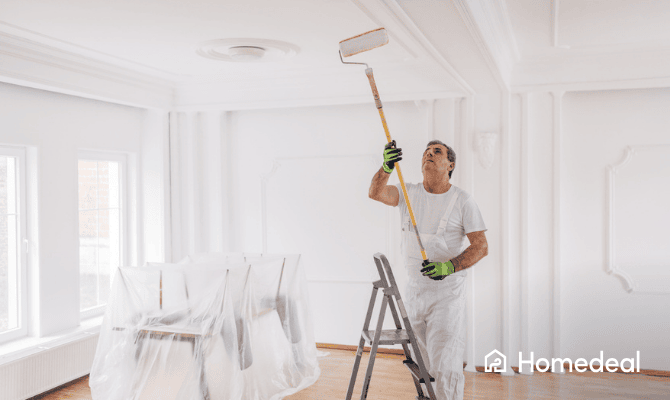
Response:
[2, 0, 385, 78]
[507, 0, 670, 89]
[1, 0, 669, 108]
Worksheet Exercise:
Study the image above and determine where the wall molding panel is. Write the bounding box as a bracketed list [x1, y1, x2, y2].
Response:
[551, 90, 564, 373]
[607, 145, 670, 295]
[460, 96, 478, 373]
[499, 90, 514, 376]
[519, 92, 532, 374]
[551, 0, 560, 47]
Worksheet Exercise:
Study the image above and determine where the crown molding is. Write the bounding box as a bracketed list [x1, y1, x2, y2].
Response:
[351, 0, 475, 95]
[512, 47, 670, 92]
[0, 25, 174, 109]
[511, 76, 670, 94]
[452, 0, 520, 89]
[0, 19, 464, 110]
[173, 56, 467, 110]
[173, 90, 464, 112]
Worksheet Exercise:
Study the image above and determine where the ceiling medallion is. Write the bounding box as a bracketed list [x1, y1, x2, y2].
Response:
[196, 39, 300, 62]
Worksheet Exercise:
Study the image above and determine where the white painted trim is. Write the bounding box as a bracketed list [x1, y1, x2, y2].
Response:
[352, 0, 475, 95]
[201, 111, 224, 253]
[519, 93, 532, 375]
[500, 90, 514, 376]
[452, 0, 504, 89]
[512, 74, 670, 94]
[607, 145, 670, 295]
[0, 26, 173, 109]
[452, 0, 520, 88]
[0, 22, 177, 81]
[128, 152, 140, 268]
[167, 112, 180, 263]
[492, 0, 521, 60]
[462, 96, 477, 372]
[192, 113, 205, 255]
[179, 112, 197, 259]
[162, 112, 172, 264]
[24, 147, 40, 337]
[383, 0, 477, 94]
[173, 91, 465, 112]
[551, 90, 564, 373]
[0, 146, 28, 344]
[608, 147, 634, 292]
[551, 0, 560, 47]
[221, 112, 235, 253]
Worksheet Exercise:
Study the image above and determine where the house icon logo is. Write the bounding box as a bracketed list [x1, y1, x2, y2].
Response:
[485, 349, 507, 373]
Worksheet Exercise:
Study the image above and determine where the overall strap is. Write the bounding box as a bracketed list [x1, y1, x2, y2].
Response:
[436, 191, 460, 236]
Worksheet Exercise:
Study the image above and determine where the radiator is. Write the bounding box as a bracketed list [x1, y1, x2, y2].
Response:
[0, 333, 99, 400]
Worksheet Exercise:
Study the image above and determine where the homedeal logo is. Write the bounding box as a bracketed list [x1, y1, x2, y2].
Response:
[484, 350, 507, 373]
[484, 350, 641, 373]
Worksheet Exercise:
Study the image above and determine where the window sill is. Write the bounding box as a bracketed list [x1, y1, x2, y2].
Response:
[0, 316, 103, 366]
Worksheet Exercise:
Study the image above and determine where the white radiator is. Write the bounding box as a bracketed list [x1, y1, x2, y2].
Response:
[0, 333, 99, 400]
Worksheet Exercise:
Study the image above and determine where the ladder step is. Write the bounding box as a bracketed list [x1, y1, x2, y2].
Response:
[403, 360, 435, 383]
[362, 329, 410, 345]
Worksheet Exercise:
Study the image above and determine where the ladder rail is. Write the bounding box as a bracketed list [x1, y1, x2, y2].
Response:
[376, 253, 437, 400]
[373, 256, 427, 398]
[347, 253, 437, 400]
[359, 295, 388, 400]
[346, 284, 381, 400]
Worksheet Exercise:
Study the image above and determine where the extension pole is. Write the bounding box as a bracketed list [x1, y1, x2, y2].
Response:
[365, 68, 427, 262]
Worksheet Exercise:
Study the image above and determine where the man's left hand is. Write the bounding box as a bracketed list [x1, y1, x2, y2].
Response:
[421, 260, 456, 280]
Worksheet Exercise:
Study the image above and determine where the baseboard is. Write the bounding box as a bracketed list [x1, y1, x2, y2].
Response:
[315, 343, 670, 378]
[316, 342, 405, 356]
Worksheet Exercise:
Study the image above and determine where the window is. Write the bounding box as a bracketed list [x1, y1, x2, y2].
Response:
[0, 147, 27, 343]
[78, 152, 126, 316]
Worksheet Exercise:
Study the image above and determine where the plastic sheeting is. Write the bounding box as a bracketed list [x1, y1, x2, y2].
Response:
[90, 253, 320, 400]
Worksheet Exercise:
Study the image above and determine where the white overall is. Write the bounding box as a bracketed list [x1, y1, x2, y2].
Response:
[401, 191, 467, 400]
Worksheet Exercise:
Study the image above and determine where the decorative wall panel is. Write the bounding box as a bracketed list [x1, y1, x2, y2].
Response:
[608, 145, 670, 294]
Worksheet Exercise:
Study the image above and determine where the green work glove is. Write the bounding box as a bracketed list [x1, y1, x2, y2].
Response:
[421, 260, 455, 280]
[382, 140, 402, 174]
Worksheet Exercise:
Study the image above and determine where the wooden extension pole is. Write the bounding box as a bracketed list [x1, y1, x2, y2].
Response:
[365, 68, 427, 262]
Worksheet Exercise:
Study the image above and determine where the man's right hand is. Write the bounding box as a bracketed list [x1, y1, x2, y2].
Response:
[382, 140, 402, 174]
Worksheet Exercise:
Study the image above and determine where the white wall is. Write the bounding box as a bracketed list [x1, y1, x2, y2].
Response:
[168, 98, 504, 367]
[169, 87, 670, 372]
[503, 88, 670, 372]
[0, 82, 164, 337]
[560, 88, 670, 370]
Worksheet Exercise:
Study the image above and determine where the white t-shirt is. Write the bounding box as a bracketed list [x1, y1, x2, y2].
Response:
[395, 183, 487, 257]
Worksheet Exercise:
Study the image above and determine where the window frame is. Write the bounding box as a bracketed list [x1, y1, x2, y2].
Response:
[77, 151, 128, 319]
[0, 146, 28, 344]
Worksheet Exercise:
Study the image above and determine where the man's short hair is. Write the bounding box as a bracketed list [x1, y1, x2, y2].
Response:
[426, 140, 456, 178]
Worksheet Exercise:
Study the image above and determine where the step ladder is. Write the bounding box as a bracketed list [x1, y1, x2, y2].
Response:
[346, 253, 436, 400]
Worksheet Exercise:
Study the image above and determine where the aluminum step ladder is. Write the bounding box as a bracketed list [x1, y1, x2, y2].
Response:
[346, 253, 436, 400]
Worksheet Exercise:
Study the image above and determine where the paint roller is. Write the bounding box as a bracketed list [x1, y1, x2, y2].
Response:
[339, 28, 428, 263]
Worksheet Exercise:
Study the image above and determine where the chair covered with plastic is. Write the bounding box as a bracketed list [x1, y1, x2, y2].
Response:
[90, 253, 319, 400]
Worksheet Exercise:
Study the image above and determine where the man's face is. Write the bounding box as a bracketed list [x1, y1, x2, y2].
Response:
[422, 144, 453, 177]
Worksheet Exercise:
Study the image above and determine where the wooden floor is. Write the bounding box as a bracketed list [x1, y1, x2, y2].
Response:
[32, 349, 670, 399]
